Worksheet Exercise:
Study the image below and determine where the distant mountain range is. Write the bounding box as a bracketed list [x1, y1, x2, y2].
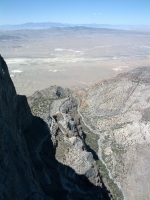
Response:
[0, 22, 150, 30]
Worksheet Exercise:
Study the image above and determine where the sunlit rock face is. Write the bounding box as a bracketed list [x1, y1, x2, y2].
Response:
[77, 67, 150, 200]
[0, 55, 111, 200]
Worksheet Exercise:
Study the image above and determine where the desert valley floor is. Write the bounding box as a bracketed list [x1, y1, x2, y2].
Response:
[1, 27, 150, 95]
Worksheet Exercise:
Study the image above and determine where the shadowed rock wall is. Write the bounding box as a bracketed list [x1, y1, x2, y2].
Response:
[0, 55, 111, 200]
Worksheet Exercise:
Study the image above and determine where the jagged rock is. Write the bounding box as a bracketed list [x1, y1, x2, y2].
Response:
[29, 88, 103, 186]
[0, 55, 111, 200]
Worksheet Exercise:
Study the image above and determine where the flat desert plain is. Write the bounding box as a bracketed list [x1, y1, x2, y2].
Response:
[1, 27, 150, 95]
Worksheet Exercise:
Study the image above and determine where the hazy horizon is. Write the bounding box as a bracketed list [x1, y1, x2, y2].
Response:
[1, 21, 150, 27]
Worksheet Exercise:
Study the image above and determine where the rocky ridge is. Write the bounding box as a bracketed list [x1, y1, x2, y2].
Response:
[28, 86, 122, 199]
[0, 55, 111, 200]
[28, 66, 150, 200]
[76, 67, 150, 200]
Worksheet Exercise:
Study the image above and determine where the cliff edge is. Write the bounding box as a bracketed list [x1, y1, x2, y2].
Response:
[0, 55, 110, 200]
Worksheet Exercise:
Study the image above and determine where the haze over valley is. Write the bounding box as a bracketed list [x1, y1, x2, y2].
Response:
[1, 27, 150, 95]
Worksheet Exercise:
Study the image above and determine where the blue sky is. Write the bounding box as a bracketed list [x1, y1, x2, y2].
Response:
[0, 0, 150, 25]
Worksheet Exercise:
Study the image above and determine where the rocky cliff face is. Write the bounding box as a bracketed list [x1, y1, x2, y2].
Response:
[28, 87, 103, 186]
[77, 67, 150, 200]
[28, 65, 150, 200]
[0, 55, 111, 200]
[28, 86, 120, 199]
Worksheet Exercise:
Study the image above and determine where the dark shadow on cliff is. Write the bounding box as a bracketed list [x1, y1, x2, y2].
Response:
[24, 116, 111, 200]
[82, 131, 99, 161]
[0, 54, 111, 200]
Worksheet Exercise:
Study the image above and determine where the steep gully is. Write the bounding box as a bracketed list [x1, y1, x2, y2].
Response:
[75, 96, 124, 197]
